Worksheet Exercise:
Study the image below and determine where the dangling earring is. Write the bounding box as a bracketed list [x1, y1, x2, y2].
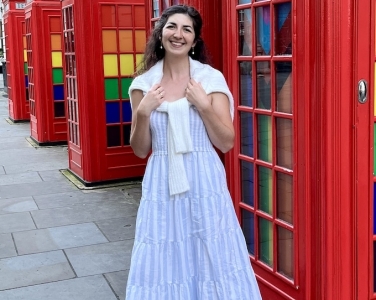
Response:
[191, 47, 195, 55]
[160, 43, 163, 49]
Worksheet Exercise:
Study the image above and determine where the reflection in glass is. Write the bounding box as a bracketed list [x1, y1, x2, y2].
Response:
[239, 0, 250, 4]
[256, 6, 271, 55]
[153, 0, 159, 18]
[277, 172, 293, 224]
[239, 9, 252, 56]
[242, 209, 255, 255]
[173, 0, 180, 4]
[258, 115, 272, 162]
[276, 118, 293, 169]
[257, 61, 271, 109]
[275, 3, 292, 56]
[259, 218, 273, 267]
[240, 112, 253, 157]
[239, 61, 252, 106]
[258, 166, 272, 215]
[278, 227, 294, 279]
[276, 62, 292, 113]
[241, 160, 254, 206]
[163, 0, 169, 10]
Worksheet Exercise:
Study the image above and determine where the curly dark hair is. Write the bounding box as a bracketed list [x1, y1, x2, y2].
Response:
[136, 5, 210, 75]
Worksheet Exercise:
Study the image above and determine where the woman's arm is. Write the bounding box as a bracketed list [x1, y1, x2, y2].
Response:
[186, 79, 235, 153]
[130, 84, 165, 158]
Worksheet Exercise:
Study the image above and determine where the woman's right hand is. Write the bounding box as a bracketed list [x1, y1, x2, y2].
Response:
[137, 84, 165, 116]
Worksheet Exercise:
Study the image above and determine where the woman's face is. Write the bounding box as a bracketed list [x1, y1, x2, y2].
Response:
[161, 13, 196, 57]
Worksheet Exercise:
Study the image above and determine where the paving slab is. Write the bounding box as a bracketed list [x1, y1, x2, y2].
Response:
[0, 250, 75, 290]
[104, 270, 129, 300]
[38, 169, 71, 182]
[0, 165, 4, 175]
[0, 275, 118, 300]
[0, 140, 31, 151]
[31, 201, 138, 228]
[3, 160, 68, 174]
[65, 240, 134, 277]
[0, 180, 77, 199]
[34, 189, 130, 209]
[13, 223, 109, 255]
[0, 196, 38, 214]
[0, 172, 42, 186]
[0, 212, 36, 234]
[96, 216, 137, 242]
[0, 233, 17, 259]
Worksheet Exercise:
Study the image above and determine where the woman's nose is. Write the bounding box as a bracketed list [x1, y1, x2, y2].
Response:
[173, 29, 183, 38]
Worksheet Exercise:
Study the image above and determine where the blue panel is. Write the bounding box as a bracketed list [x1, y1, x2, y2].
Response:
[106, 102, 120, 124]
[241, 160, 254, 207]
[53, 85, 64, 101]
[122, 101, 132, 122]
[242, 209, 255, 256]
[374, 182, 376, 235]
[25, 75, 28, 88]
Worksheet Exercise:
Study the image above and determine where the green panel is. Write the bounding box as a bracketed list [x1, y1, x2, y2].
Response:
[24, 63, 28, 75]
[52, 68, 63, 84]
[259, 166, 272, 215]
[259, 218, 273, 267]
[374, 123, 376, 175]
[121, 78, 133, 99]
[105, 78, 119, 100]
[258, 115, 272, 162]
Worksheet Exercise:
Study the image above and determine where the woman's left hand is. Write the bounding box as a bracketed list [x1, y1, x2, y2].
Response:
[185, 79, 211, 111]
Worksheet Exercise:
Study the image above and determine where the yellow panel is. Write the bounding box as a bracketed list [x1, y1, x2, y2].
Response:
[102, 30, 117, 53]
[24, 50, 27, 62]
[52, 52, 63, 67]
[119, 30, 133, 52]
[23, 36, 26, 48]
[103, 55, 119, 76]
[135, 54, 144, 71]
[120, 54, 134, 76]
[51, 35, 62, 51]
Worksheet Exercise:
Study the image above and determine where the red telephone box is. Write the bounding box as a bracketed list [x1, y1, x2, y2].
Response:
[3, 0, 29, 122]
[61, 0, 147, 185]
[24, 0, 67, 145]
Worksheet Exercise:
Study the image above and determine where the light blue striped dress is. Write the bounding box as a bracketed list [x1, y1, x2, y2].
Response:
[125, 105, 262, 299]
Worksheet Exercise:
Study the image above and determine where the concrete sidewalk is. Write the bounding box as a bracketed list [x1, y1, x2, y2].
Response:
[0, 80, 141, 300]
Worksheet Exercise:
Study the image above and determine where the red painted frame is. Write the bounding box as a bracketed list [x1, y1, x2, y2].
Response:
[24, 0, 67, 145]
[61, 0, 147, 184]
[3, 0, 29, 122]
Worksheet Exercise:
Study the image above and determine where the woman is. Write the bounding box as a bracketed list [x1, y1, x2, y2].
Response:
[126, 5, 262, 300]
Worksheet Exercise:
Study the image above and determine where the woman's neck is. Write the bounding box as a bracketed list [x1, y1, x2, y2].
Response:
[162, 56, 190, 81]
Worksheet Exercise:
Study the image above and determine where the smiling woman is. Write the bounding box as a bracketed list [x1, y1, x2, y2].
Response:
[125, 5, 262, 300]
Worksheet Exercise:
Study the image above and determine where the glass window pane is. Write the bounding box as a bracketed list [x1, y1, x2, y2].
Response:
[239, 9, 252, 56]
[258, 166, 272, 215]
[53, 85, 64, 100]
[277, 172, 293, 224]
[256, 61, 271, 109]
[374, 241, 376, 292]
[135, 30, 146, 52]
[105, 79, 119, 100]
[275, 3, 292, 56]
[153, 0, 159, 18]
[101, 5, 116, 27]
[276, 118, 293, 169]
[256, 6, 271, 56]
[102, 30, 117, 53]
[106, 102, 120, 123]
[103, 55, 119, 76]
[241, 160, 254, 206]
[51, 35, 62, 51]
[53, 69, 64, 84]
[107, 126, 121, 147]
[259, 218, 273, 267]
[135, 6, 146, 27]
[257, 115, 272, 163]
[123, 124, 131, 146]
[54, 102, 65, 118]
[240, 112, 253, 157]
[118, 6, 132, 27]
[119, 30, 133, 52]
[239, 0, 251, 4]
[277, 227, 293, 279]
[241, 209, 255, 255]
[122, 101, 132, 122]
[239, 61, 252, 106]
[120, 54, 134, 76]
[121, 78, 133, 99]
[50, 17, 61, 32]
[276, 62, 292, 113]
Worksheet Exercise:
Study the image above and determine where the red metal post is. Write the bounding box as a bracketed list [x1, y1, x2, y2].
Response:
[25, 0, 67, 145]
[3, 0, 29, 122]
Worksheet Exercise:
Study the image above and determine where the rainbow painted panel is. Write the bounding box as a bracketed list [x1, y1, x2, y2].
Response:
[120, 54, 134, 76]
[121, 78, 133, 99]
[52, 52, 63, 68]
[105, 78, 119, 100]
[374, 182, 376, 235]
[103, 30, 117, 53]
[241, 209, 255, 255]
[259, 217, 273, 267]
[104, 55, 119, 76]
[258, 115, 272, 162]
[52, 69, 64, 84]
[119, 30, 133, 52]
[374, 123, 376, 175]
[258, 166, 273, 214]
[106, 102, 120, 123]
[122, 101, 132, 122]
